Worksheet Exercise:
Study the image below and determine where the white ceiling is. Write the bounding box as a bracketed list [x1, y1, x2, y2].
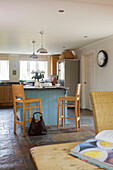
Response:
[0, 0, 113, 55]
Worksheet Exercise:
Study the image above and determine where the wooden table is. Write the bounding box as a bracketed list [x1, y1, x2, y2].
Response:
[30, 142, 101, 170]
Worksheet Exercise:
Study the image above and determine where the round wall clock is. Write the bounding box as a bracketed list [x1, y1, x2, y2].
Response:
[97, 50, 108, 67]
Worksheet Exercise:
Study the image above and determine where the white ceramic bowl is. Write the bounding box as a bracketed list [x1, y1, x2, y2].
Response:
[55, 84, 60, 87]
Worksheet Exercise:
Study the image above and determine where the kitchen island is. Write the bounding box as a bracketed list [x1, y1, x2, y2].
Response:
[23, 86, 68, 125]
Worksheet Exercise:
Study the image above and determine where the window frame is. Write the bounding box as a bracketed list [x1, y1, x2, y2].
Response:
[0, 56, 9, 81]
[19, 58, 49, 81]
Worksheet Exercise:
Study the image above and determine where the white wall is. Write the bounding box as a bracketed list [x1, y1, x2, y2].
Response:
[76, 36, 113, 109]
[2, 54, 51, 82]
[76, 36, 113, 92]
[9, 55, 20, 82]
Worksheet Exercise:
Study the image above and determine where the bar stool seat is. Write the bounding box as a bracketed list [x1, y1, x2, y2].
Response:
[57, 83, 81, 131]
[12, 84, 41, 136]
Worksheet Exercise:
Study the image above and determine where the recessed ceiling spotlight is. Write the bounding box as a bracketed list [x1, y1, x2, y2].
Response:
[84, 35, 88, 38]
[59, 9, 64, 13]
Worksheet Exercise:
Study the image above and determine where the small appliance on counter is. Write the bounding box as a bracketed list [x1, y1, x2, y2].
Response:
[52, 77, 57, 85]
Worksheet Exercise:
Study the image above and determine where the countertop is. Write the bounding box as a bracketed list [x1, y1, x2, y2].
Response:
[0, 82, 19, 86]
[24, 85, 69, 90]
[0, 83, 69, 90]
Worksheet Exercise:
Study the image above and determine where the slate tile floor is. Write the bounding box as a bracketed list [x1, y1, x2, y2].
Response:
[0, 108, 95, 170]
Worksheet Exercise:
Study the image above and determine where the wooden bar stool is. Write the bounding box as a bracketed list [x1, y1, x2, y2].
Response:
[57, 83, 81, 131]
[12, 84, 41, 136]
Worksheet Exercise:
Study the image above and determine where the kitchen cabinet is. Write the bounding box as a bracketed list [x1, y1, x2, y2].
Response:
[0, 86, 13, 106]
[50, 55, 59, 75]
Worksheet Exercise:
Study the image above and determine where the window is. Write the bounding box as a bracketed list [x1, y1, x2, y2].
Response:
[20, 60, 48, 80]
[0, 60, 9, 80]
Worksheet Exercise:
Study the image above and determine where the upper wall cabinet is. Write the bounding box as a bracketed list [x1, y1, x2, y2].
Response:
[50, 55, 59, 75]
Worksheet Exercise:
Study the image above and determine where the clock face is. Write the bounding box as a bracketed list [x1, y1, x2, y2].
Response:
[97, 50, 108, 67]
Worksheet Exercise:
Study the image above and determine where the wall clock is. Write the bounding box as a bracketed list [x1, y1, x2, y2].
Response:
[97, 50, 108, 67]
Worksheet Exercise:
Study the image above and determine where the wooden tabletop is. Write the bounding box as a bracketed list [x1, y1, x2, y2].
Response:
[30, 142, 101, 170]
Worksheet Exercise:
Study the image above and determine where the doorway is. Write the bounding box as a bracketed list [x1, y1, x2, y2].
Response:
[81, 50, 95, 110]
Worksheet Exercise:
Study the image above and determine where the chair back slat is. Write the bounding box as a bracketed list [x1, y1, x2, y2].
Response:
[12, 84, 25, 101]
[90, 91, 113, 134]
[75, 83, 81, 99]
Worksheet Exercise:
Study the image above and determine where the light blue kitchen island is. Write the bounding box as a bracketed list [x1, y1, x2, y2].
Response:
[23, 86, 68, 125]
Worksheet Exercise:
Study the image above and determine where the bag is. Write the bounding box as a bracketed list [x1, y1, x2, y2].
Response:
[28, 112, 47, 136]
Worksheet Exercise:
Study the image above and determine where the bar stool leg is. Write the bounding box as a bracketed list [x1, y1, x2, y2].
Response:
[75, 101, 78, 132]
[14, 102, 16, 134]
[78, 100, 80, 128]
[39, 99, 41, 119]
[23, 105, 26, 137]
[28, 102, 31, 126]
[62, 100, 64, 127]
[57, 98, 60, 130]
[39, 99, 41, 112]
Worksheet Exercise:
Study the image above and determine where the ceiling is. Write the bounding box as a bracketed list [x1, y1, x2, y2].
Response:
[1, 0, 113, 55]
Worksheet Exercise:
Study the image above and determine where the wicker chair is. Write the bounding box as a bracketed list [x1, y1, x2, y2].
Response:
[90, 91, 113, 134]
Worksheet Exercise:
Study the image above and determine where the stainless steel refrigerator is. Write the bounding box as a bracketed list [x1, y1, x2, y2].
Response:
[57, 59, 80, 96]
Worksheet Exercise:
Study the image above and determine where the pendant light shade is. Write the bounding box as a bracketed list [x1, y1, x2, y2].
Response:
[30, 40, 38, 59]
[37, 31, 48, 53]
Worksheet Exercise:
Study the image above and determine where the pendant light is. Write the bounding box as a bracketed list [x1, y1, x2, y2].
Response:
[37, 31, 48, 53]
[30, 40, 38, 59]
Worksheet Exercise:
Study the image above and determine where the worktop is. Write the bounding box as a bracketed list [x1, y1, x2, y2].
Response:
[0, 82, 19, 86]
[24, 85, 68, 90]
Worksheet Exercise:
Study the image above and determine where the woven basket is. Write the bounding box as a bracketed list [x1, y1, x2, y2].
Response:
[59, 51, 74, 60]
[90, 91, 113, 134]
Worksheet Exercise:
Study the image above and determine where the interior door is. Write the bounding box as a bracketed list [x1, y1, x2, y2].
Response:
[85, 52, 95, 110]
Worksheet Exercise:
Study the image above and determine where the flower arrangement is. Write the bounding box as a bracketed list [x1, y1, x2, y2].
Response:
[31, 70, 45, 81]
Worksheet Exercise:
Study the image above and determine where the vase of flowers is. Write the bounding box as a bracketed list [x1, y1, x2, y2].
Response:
[31, 70, 45, 87]
[34, 79, 40, 87]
